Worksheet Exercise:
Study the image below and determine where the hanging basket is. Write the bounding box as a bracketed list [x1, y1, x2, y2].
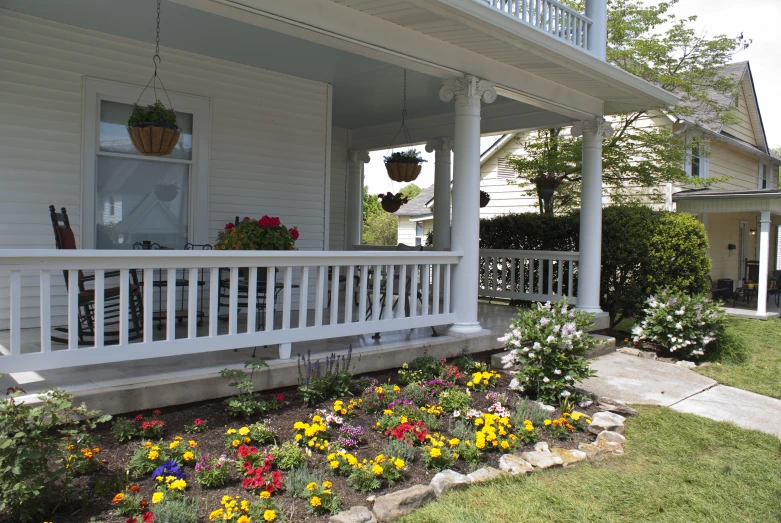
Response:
[127, 122, 181, 157]
[537, 185, 556, 202]
[480, 191, 491, 208]
[385, 162, 422, 183]
[381, 199, 403, 213]
[154, 183, 179, 202]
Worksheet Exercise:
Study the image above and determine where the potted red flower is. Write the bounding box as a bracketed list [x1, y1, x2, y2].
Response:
[215, 216, 299, 251]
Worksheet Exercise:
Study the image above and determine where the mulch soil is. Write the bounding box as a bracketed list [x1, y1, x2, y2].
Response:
[16, 351, 599, 523]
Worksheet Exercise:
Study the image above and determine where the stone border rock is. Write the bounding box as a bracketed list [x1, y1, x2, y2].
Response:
[328, 405, 630, 523]
[616, 347, 702, 369]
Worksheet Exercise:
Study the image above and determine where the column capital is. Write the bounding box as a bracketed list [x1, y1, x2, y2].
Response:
[425, 137, 454, 154]
[439, 75, 497, 108]
[349, 150, 371, 164]
[571, 117, 614, 139]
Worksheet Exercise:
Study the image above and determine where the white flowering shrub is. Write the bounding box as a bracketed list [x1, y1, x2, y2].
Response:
[631, 290, 724, 360]
[498, 300, 596, 404]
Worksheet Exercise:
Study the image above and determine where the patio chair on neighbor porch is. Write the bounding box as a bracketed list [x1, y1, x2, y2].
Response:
[49, 205, 143, 345]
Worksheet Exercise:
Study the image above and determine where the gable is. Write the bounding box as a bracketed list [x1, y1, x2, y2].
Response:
[722, 77, 761, 148]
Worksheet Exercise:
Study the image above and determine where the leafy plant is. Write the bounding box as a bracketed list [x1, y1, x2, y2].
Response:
[285, 466, 324, 498]
[150, 496, 199, 523]
[112, 417, 140, 442]
[438, 388, 472, 413]
[194, 454, 232, 489]
[215, 217, 299, 251]
[184, 418, 208, 434]
[219, 360, 276, 418]
[0, 389, 110, 523]
[511, 398, 548, 428]
[397, 355, 443, 385]
[451, 354, 479, 375]
[271, 441, 307, 471]
[128, 100, 177, 127]
[422, 442, 456, 471]
[383, 149, 426, 164]
[377, 192, 409, 207]
[128, 442, 168, 478]
[382, 438, 417, 463]
[297, 348, 357, 406]
[499, 299, 596, 403]
[632, 290, 725, 360]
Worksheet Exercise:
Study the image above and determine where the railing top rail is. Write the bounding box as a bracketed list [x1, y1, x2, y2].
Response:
[0, 249, 463, 271]
[479, 248, 579, 258]
[482, 0, 593, 23]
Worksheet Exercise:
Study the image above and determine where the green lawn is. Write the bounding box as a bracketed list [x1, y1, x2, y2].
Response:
[399, 407, 781, 523]
[696, 317, 781, 399]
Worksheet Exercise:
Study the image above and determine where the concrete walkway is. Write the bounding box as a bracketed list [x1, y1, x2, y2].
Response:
[581, 352, 781, 438]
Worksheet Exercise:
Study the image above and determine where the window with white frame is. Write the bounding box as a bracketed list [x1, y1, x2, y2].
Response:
[685, 136, 709, 179]
[759, 161, 769, 189]
[415, 222, 424, 246]
[83, 79, 210, 249]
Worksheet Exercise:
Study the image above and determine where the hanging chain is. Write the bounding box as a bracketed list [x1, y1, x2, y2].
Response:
[388, 68, 412, 150]
[136, 0, 175, 113]
[155, 0, 161, 60]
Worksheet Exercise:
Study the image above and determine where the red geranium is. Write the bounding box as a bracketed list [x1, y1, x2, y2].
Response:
[290, 227, 299, 241]
[237, 444, 258, 459]
[240, 453, 282, 495]
[142, 512, 154, 523]
[224, 222, 235, 229]
[276, 393, 285, 402]
[194, 418, 203, 426]
[388, 421, 428, 444]
[258, 215, 282, 228]
[153, 409, 161, 416]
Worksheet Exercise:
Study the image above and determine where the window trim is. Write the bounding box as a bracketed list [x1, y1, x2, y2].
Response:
[684, 134, 709, 179]
[759, 161, 770, 189]
[82, 78, 211, 248]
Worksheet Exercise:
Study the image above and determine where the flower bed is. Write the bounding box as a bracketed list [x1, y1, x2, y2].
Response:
[1, 351, 607, 523]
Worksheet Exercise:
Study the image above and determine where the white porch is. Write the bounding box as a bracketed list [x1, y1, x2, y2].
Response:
[0, 1, 673, 379]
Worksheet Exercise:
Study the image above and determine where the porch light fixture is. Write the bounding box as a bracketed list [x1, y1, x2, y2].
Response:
[126, 0, 182, 157]
[750, 228, 756, 236]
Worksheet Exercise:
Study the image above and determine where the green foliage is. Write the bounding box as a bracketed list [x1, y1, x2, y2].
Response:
[219, 360, 275, 418]
[632, 290, 724, 360]
[111, 417, 139, 442]
[297, 349, 356, 406]
[0, 389, 110, 523]
[384, 149, 426, 164]
[347, 465, 382, 492]
[382, 438, 417, 463]
[215, 217, 298, 251]
[150, 496, 199, 523]
[499, 300, 596, 403]
[127, 442, 167, 478]
[510, 399, 548, 428]
[128, 100, 177, 127]
[271, 441, 308, 471]
[285, 466, 324, 498]
[422, 446, 456, 472]
[438, 388, 472, 413]
[447, 419, 476, 442]
[400, 183, 423, 200]
[194, 455, 232, 489]
[480, 212, 579, 251]
[363, 185, 399, 246]
[451, 354, 479, 375]
[400, 382, 428, 407]
[397, 355, 443, 385]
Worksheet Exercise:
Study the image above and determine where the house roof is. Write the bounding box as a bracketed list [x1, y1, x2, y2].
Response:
[393, 184, 436, 217]
[672, 187, 781, 201]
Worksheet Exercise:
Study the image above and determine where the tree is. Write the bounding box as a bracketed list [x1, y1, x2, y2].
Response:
[399, 183, 423, 201]
[362, 185, 398, 245]
[507, 0, 747, 212]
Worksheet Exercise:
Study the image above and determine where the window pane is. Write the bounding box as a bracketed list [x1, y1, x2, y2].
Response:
[96, 156, 189, 249]
[99, 100, 193, 160]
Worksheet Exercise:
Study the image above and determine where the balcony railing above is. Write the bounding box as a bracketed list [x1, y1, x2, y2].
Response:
[481, 0, 593, 51]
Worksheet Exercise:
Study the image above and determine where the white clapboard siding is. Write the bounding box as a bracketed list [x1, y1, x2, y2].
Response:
[0, 10, 329, 329]
[330, 128, 349, 250]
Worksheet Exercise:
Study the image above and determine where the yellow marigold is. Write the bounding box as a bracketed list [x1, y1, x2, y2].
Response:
[306, 482, 318, 491]
[544, 419, 552, 426]
[239, 426, 250, 436]
[383, 409, 393, 416]
[375, 454, 386, 464]
[263, 509, 277, 522]
[188, 440, 197, 448]
[429, 447, 442, 458]
[67, 443, 75, 451]
[323, 480, 333, 489]
[467, 382, 474, 387]
[112, 492, 125, 504]
[475, 440, 486, 449]
[168, 479, 187, 491]
[152, 492, 164, 504]
[244, 437, 251, 443]
[183, 451, 195, 461]
[393, 385, 401, 393]
[227, 428, 237, 435]
[294, 421, 306, 430]
[330, 460, 340, 469]
[148, 450, 159, 460]
[310, 496, 322, 507]
[501, 441, 510, 450]
[372, 464, 384, 476]
[448, 438, 460, 447]
[143, 441, 153, 449]
[376, 386, 384, 394]
[232, 439, 240, 447]
[399, 416, 408, 424]
[237, 516, 251, 523]
[340, 409, 347, 415]
[586, 418, 592, 424]
[312, 415, 323, 423]
[295, 434, 303, 442]
[174, 435, 183, 442]
[394, 458, 405, 469]
[260, 490, 271, 500]
[209, 508, 224, 521]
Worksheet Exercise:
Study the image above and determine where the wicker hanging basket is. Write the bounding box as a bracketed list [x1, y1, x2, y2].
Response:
[127, 122, 182, 157]
[381, 199, 403, 213]
[385, 162, 422, 183]
[480, 191, 491, 208]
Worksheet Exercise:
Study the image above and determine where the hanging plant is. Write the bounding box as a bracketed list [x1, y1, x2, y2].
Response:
[533, 174, 565, 214]
[480, 190, 491, 208]
[154, 182, 179, 202]
[127, 0, 182, 157]
[384, 149, 426, 183]
[377, 192, 409, 214]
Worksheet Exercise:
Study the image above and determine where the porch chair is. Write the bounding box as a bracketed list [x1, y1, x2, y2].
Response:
[706, 275, 732, 301]
[49, 205, 143, 345]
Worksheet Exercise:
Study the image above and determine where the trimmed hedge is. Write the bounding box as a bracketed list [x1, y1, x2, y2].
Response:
[480, 205, 711, 327]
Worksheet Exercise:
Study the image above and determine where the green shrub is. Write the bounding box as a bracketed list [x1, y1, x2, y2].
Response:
[220, 360, 277, 418]
[401, 382, 428, 407]
[285, 466, 324, 499]
[297, 349, 355, 406]
[271, 440, 307, 471]
[511, 398, 548, 428]
[499, 299, 596, 403]
[438, 388, 472, 413]
[0, 389, 110, 523]
[150, 496, 199, 523]
[382, 438, 417, 463]
[632, 290, 725, 360]
[397, 355, 443, 386]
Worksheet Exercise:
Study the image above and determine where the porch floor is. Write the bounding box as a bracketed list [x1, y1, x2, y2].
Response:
[722, 296, 781, 318]
[0, 303, 516, 414]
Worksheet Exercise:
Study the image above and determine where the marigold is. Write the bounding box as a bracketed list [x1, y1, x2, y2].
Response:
[372, 464, 384, 476]
[152, 492, 164, 504]
[237, 516, 250, 523]
[129, 485, 141, 493]
[323, 480, 333, 489]
[310, 496, 322, 507]
[183, 451, 195, 461]
[260, 491, 271, 499]
[239, 427, 250, 436]
[394, 458, 405, 469]
[306, 482, 318, 491]
[429, 448, 442, 458]
[148, 450, 159, 460]
[232, 439, 241, 447]
[263, 509, 277, 522]
[188, 440, 198, 448]
[112, 492, 125, 504]
[209, 508, 224, 521]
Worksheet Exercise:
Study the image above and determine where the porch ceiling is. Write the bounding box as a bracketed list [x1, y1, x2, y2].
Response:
[0, 0, 542, 131]
[674, 188, 781, 215]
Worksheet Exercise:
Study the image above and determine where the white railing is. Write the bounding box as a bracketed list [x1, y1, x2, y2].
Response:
[0, 250, 460, 372]
[482, 0, 592, 50]
[479, 249, 578, 303]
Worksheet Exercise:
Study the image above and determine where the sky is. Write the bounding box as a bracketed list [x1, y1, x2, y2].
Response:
[365, 0, 781, 195]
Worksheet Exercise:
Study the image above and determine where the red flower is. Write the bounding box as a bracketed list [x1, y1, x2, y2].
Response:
[134, 414, 143, 422]
[152, 409, 161, 415]
[238, 444, 258, 459]
[225, 222, 235, 229]
[290, 227, 299, 241]
[194, 418, 203, 425]
[258, 215, 281, 228]
[129, 485, 140, 493]
[139, 500, 148, 508]
[125, 518, 137, 523]
[142, 512, 154, 523]
[276, 393, 285, 402]
[243, 216, 251, 221]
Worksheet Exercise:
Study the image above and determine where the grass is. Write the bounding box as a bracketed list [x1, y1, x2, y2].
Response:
[398, 407, 781, 523]
[696, 317, 781, 399]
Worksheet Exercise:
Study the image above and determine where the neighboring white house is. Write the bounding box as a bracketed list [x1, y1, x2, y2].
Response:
[0, 0, 678, 373]
[397, 61, 781, 315]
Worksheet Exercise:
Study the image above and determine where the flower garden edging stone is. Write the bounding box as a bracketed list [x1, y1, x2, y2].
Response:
[596, 398, 639, 417]
[430, 469, 472, 497]
[498, 454, 534, 475]
[466, 466, 508, 483]
[579, 430, 626, 458]
[550, 447, 587, 466]
[330, 505, 378, 523]
[520, 448, 564, 469]
[371, 484, 436, 522]
[588, 411, 626, 434]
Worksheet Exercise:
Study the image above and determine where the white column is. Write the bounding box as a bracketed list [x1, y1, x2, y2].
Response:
[425, 137, 453, 251]
[572, 117, 613, 313]
[585, 0, 607, 60]
[757, 210, 771, 316]
[347, 150, 370, 249]
[440, 75, 496, 334]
